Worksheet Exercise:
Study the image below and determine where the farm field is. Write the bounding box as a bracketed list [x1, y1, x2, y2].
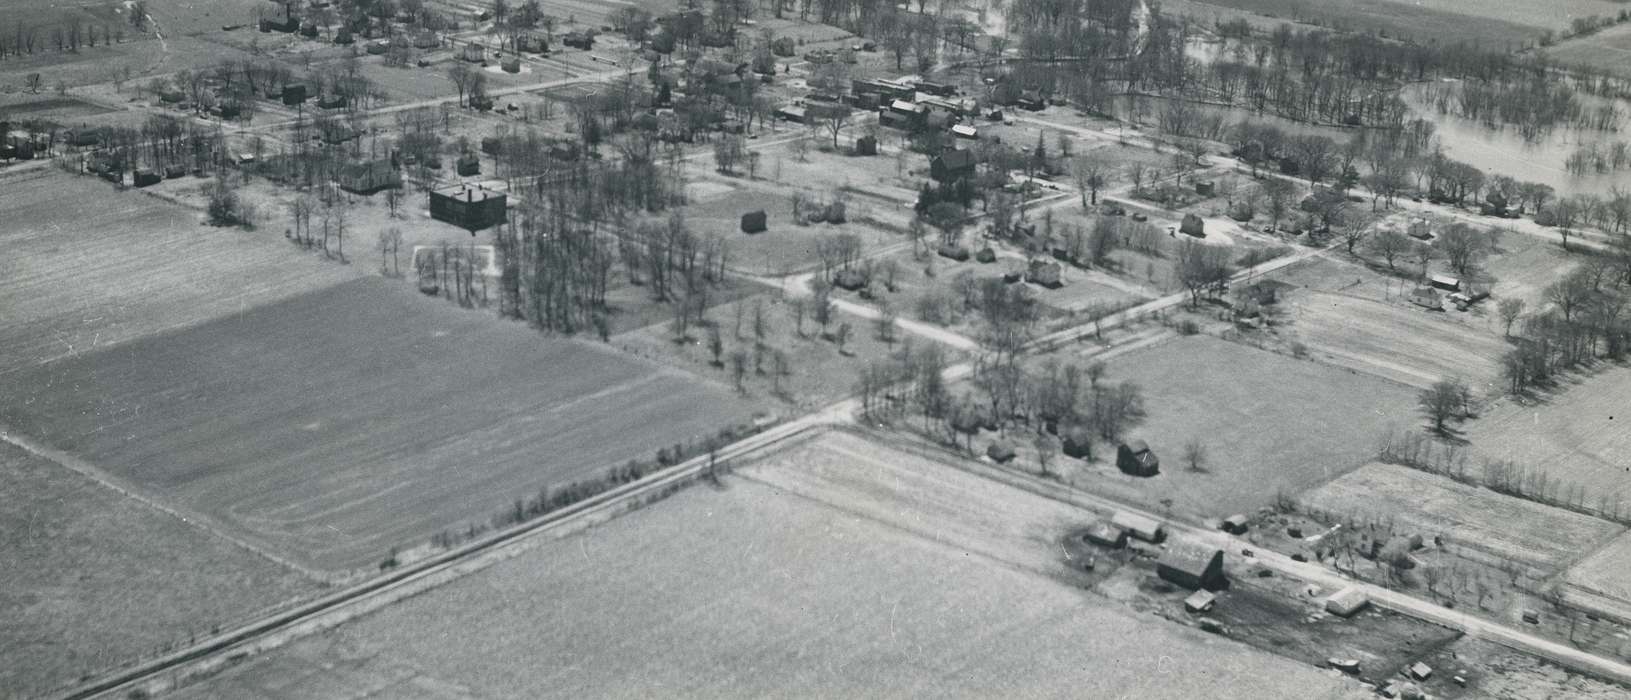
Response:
[0, 169, 359, 376]
[0, 277, 756, 572]
[1285, 289, 1510, 391]
[1300, 462, 1624, 572]
[1567, 531, 1631, 613]
[681, 177, 905, 275]
[1464, 366, 1631, 512]
[171, 430, 1371, 700]
[1546, 24, 1631, 78]
[0, 441, 318, 699]
[1043, 334, 1418, 517]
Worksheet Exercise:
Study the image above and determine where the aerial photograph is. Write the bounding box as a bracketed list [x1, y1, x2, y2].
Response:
[2, 0, 1630, 697]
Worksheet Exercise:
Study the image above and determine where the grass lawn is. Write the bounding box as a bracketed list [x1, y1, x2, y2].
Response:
[681, 178, 906, 275]
[171, 430, 1371, 700]
[1284, 288, 1512, 391]
[0, 170, 359, 376]
[0, 277, 756, 572]
[1301, 462, 1624, 572]
[1044, 334, 1419, 517]
[1547, 24, 1631, 79]
[1566, 530, 1631, 612]
[0, 442, 318, 699]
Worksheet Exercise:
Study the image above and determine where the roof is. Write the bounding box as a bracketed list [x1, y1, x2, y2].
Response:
[433, 184, 503, 203]
[1324, 586, 1369, 615]
[1430, 274, 1460, 286]
[1124, 439, 1151, 454]
[1222, 514, 1249, 527]
[1111, 511, 1162, 536]
[951, 124, 978, 137]
[934, 148, 975, 170]
[1157, 541, 1224, 577]
[889, 99, 922, 113]
[1184, 590, 1217, 610]
[1084, 521, 1125, 542]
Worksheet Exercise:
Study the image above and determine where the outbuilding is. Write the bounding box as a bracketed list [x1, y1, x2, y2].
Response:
[133, 169, 161, 187]
[951, 124, 978, 140]
[1026, 259, 1062, 288]
[1116, 439, 1159, 477]
[1220, 514, 1250, 534]
[337, 159, 401, 194]
[1082, 521, 1128, 549]
[930, 148, 975, 183]
[1408, 287, 1443, 310]
[1157, 541, 1226, 591]
[1324, 586, 1370, 617]
[1111, 511, 1165, 543]
[741, 209, 767, 234]
[1179, 213, 1205, 237]
[1429, 274, 1462, 292]
[1062, 425, 1094, 459]
[1184, 590, 1217, 613]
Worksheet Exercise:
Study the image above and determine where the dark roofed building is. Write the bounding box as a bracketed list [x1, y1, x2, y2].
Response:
[337, 159, 401, 194]
[1082, 521, 1128, 549]
[1156, 542, 1226, 590]
[930, 148, 975, 183]
[1116, 439, 1159, 477]
[431, 184, 507, 231]
[741, 209, 767, 233]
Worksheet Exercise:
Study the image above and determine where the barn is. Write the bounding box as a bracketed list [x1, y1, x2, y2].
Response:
[1116, 439, 1159, 477]
[1111, 511, 1165, 543]
[1157, 542, 1226, 591]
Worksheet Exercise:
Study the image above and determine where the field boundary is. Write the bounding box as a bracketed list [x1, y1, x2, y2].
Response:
[53, 416, 832, 700]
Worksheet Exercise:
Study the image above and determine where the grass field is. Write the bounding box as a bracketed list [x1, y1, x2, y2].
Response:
[1301, 462, 1624, 572]
[1285, 289, 1511, 392]
[1163, 0, 1550, 47]
[682, 177, 905, 275]
[1046, 334, 1418, 516]
[0, 277, 755, 572]
[0, 442, 317, 699]
[0, 170, 359, 376]
[1465, 365, 1631, 511]
[1567, 531, 1631, 611]
[1545, 24, 1631, 79]
[171, 431, 1371, 699]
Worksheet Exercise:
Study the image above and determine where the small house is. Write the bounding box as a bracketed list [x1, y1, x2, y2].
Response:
[1179, 213, 1205, 237]
[1429, 274, 1462, 292]
[1157, 542, 1226, 591]
[461, 43, 485, 62]
[502, 57, 521, 73]
[936, 244, 970, 262]
[430, 184, 507, 230]
[1408, 287, 1443, 310]
[1016, 89, 1045, 111]
[1184, 590, 1217, 613]
[951, 124, 978, 140]
[1116, 439, 1159, 477]
[1220, 514, 1249, 534]
[1061, 425, 1094, 459]
[887, 99, 923, 117]
[1408, 218, 1432, 240]
[133, 169, 161, 187]
[930, 148, 975, 183]
[337, 159, 400, 194]
[1324, 587, 1369, 617]
[456, 154, 480, 176]
[366, 41, 388, 55]
[1408, 662, 1433, 681]
[1026, 259, 1062, 288]
[300, 21, 320, 38]
[1082, 521, 1127, 549]
[741, 209, 767, 234]
[1195, 180, 1215, 196]
[281, 84, 309, 106]
[562, 32, 593, 49]
[986, 440, 1016, 463]
[773, 105, 807, 123]
[260, 15, 299, 33]
[1111, 511, 1165, 543]
[877, 110, 913, 130]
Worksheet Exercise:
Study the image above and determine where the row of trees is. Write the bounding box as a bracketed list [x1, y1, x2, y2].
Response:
[0, 18, 130, 59]
[1502, 260, 1631, 394]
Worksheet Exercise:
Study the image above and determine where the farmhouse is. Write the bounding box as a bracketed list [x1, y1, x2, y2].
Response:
[337, 160, 401, 194]
[930, 148, 976, 183]
[1116, 439, 1159, 477]
[1408, 287, 1443, 310]
[1156, 542, 1226, 591]
[1111, 511, 1165, 543]
[1082, 521, 1128, 549]
[430, 184, 507, 231]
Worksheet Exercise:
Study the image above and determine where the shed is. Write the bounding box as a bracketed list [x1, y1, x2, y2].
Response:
[1220, 514, 1249, 534]
[461, 43, 485, 62]
[741, 209, 767, 234]
[1408, 662, 1433, 681]
[854, 134, 877, 156]
[951, 124, 978, 139]
[1324, 586, 1369, 617]
[501, 57, 521, 73]
[1116, 440, 1159, 477]
[456, 154, 480, 176]
[281, 84, 309, 106]
[1111, 511, 1165, 543]
[1195, 180, 1215, 196]
[774, 105, 806, 123]
[1026, 259, 1062, 288]
[1082, 521, 1127, 549]
[1179, 213, 1205, 237]
[877, 110, 913, 130]
[1408, 218, 1433, 240]
[1429, 274, 1461, 292]
[936, 243, 970, 262]
[1184, 590, 1217, 613]
[986, 440, 1016, 463]
[1157, 541, 1226, 591]
[133, 169, 161, 187]
[1061, 425, 1094, 459]
[930, 148, 975, 183]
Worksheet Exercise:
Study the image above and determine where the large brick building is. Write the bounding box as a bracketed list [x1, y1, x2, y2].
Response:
[430, 184, 507, 231]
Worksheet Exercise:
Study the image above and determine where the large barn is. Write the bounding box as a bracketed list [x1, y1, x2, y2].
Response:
[1157, 542, 1226, 591]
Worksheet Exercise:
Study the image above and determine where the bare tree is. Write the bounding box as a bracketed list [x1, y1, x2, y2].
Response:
[1366, 229, 1410, 271]
[1072, 156, 1111, 207]
[1419, 378, 1467, 436]
[1498, 298, 1525, 336]
[1183, 440, 1207, 473]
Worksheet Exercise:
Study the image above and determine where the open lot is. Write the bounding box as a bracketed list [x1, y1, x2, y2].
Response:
[1466, 365, 1631, 515]
[1547, 24, 1631, 78]
[0, 170, 359, 376]
[0, 277, 755, 572]
[1301, 462, 1624, 573]
[172, 430, 1370, 699]
[0, 441, 317, 699]
[682, 177, 904, 275]
[1043, 334, 1418, 517]
[1285, 289, 1511, 391]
